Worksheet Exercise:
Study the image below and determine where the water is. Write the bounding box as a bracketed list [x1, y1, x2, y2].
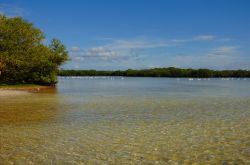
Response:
[1, 77, 250, 164]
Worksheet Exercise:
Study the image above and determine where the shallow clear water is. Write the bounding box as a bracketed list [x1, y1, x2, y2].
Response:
[1, 77, 250, 164]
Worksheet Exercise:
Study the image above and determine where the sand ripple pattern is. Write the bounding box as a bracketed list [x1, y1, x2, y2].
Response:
[1, 94, 250, 164]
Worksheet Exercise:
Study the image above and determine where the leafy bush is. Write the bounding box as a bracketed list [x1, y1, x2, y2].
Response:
[0, 15, 68, 85]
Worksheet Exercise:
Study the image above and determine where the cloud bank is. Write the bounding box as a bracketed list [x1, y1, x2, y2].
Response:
[69, 35, 233, 63]
[64, 34, 249, 70]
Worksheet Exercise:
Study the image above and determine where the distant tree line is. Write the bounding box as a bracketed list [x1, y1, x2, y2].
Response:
[59, 68, 250, 78]
[0, 15, 68, 85]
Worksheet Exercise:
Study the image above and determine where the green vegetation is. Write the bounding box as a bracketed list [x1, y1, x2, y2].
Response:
[59, 68, 250, 78]
[0, 15, 68, 85]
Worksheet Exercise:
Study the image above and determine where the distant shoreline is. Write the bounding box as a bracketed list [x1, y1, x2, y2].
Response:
[59, 67, 250, 78]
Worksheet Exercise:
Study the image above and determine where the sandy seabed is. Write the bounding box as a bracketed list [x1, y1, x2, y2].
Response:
[0, 90, 30, 97]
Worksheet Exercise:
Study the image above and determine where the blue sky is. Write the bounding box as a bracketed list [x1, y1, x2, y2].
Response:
[0, 0, 250, 70]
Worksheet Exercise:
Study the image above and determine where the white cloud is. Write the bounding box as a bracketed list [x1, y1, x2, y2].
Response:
[165, 45, 243, 69]
[170, 39, 187, 43]
[69, 38, 174, 62]
[193, 35, 215, 41]
[71, 46, 123, 61]
[103, 35, 216, 50]
[69, 35, 234, 63]
[209, 46, 238, 56]
[106, 38, 175, 50]
[147, 64, 161, 69]
[171, 35, 215, 43]
[84, 46, 119, 60]
[170, 35, 215, 43]
[70, 46, 81, 52]
[74, 65, 80, 69]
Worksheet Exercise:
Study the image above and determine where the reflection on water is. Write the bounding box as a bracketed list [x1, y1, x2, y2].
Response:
[0, 77, 250, 164]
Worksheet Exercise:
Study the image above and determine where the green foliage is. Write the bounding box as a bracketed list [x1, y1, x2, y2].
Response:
[59, 68, 250, 78]
[49, 38, 68, 65]
[0, 15, 68, 85]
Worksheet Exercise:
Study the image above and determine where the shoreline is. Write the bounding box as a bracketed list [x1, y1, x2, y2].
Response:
[0, 85, 55, 97]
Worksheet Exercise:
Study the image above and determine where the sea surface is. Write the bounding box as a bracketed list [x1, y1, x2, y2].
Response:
[1, 77, 250, 164]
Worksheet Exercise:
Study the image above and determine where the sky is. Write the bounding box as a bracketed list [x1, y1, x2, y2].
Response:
[0, 0, 250, 70]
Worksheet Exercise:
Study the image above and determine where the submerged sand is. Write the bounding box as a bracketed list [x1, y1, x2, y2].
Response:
[0, 89, 30, 97]
[0, 85, 54, 97]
